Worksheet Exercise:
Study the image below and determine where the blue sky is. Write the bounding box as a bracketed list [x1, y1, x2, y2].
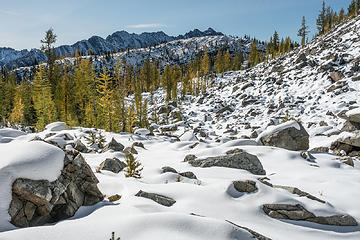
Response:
[0, 0, 352, 50]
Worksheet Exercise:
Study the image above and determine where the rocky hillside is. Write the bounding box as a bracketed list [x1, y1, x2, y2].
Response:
[153, 14, 360, 153]
[0, 28, 222, 69]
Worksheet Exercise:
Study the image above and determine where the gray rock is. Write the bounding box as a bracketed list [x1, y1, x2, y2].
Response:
[233, 180, 257, 193]
[263, 204, 357, 226]
[99, 158, 126, 173]
[132, 142, 145, 149]
[73, 139, 90, 153]
[123, 146, 138, 155]
[188, 152, 266, 175]
[135, 190, 176, 207]
[101, 138, 124, 152]
[161, 166, 178, 174]
[341, 121, 360, 132]
[179, 171, 197, 179]
[9, 150, 103, 228]
[260, 122, 309, 151]
[184, 154, 197, 162]
[340, 109, 360, 123]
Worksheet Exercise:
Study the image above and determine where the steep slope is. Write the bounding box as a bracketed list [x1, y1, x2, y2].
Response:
[162, 15, 360, 150]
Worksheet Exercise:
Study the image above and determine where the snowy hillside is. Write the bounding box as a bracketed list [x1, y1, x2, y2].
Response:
[1, 28, 222, 69]
[1, 11, 360, 240]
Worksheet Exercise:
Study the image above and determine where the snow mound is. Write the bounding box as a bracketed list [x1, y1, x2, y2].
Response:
[0, 129, 26, 143]
[134, 128, 150, 136]
[45, 122, 68, 132]
[0, 141, 64, 231]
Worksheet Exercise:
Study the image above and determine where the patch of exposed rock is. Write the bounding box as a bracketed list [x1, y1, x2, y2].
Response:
[9, 150, 104, 228]
[135, 190, 176, 207]
[188, 151, 265, 175]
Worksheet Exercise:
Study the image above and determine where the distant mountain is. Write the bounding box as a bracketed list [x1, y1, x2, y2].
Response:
[0, 28, 223, 69]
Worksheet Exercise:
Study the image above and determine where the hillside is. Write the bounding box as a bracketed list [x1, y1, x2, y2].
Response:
[1, 10, 360, 240]
[0, 28, 222, 69]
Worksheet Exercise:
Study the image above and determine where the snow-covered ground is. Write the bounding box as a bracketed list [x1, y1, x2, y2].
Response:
[1, 12, 360, 240]
[0, 122, 359, 239]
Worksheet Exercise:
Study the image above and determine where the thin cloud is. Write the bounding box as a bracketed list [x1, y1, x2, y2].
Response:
[127, 23, 166, 29]
[0, 9, 19, 16]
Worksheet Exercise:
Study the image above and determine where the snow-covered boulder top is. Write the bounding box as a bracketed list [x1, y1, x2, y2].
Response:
[45, 122, 68, 132]
[0, 141, 64, 231]
[345, 108, 360, 123]
[134, 128, 150, 136]
[0, 128, 26, 143]
[257, 120, 309, 151]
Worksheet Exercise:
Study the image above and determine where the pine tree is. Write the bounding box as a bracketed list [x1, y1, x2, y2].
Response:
[297, 16, 309, 46]
[223, 50, 231, 72]
[317, 0, 326, 35]
[9, 87, 24, 124]
[33, 65, 56, 131]
[97, 67, 114, 131]
[40, 28, 58, 93]
[214, 49, 223, 74]
[124, 154, 143, 178]
[247, 40, 259, 67]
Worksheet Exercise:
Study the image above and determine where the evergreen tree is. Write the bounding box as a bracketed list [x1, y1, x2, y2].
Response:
[40, 28, 58, 93]
[32, 65, 56, 131]
[9, 87, 24, 124]
[214, 49, 223, 74]
[124, 154, 143, 179]
[317, 0, 326, 35]
[97, 67, 114, 131]
[297, 16, 309, 46]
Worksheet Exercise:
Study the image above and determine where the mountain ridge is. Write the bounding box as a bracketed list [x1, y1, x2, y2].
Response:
[0, 28, 223, 69]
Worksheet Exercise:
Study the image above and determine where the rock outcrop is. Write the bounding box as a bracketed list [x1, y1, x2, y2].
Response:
[263, 204, 357, 226]
[9, 150, 104, 228]
[188, 152, 266, 175]
[135, 190, 176, 207]
[99, 158, 127, 173]
[101, 138, 124, 152]
[259, 121, 309, 151]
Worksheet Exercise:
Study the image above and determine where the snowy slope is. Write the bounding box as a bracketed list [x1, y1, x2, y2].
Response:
[1, 28, 223, 69]
[1, 13, 360, 240]
[0, 125, 359, 240]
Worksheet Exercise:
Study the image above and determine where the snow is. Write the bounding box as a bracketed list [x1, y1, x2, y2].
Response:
[0, 129, 26, 143]
[0, 140, 64, 232]
[45, 122, 68, 132]
[0, 126, 359, 240]
[346, 108, 360, 117]
[134, 128, 151, 136]
[1, 13, 360, 240]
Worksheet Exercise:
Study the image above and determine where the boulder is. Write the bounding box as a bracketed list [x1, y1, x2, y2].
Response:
[258, 121, 309, 151]
[161, 166, 178, 174]
[99, 158, 127, 173]
[331, 131, 360, 154]
[341, 108, 360, 123]
[188, 152, 266, 175]
[263, 204, 357, 226]
[9, 150, 103, 228]
[132, 142, 145, 149]
[233, 180, 257, 193]
[135, 190, 176, 207]
[184, 154, 197, 162]
[341, 121, 360, 132]
[73, 139, 90, 153]
[123, 146, 138, 155]
[101, 138, 124, 152]
[329, 71, 343, 82]
[179, 171, 197, 179]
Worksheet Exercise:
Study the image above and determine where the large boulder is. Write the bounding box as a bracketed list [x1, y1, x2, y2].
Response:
[99, 158, 126, 173]
[258, 121, 309, 151]
[340, 108, 360, 123]
[232, 180, 258, 193]
[188, 152, 266, 175]
[331, 131, 360, 155]
[263, 204, 357, 226]
[101, 138, 124, 152]
[135, 190, 176, 207]
[8, 150, 104, 228]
